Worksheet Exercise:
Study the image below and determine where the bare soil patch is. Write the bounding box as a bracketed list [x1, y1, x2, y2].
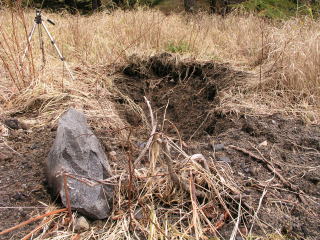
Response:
[114, 53, 248, 138]
[0, 118, 53, 240]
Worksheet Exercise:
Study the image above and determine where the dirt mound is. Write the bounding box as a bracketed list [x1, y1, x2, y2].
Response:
[114, 53, 248, 138]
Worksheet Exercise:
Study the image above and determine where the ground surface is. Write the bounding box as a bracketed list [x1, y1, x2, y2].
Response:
[0, 54, 319, 239]
[0, 118, 53, 240]
[113, 54, 320, 239]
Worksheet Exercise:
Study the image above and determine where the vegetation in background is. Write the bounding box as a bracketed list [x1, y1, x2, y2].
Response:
[234, 0, 320, 19]
[1, 0, 320, 18]
[166, 41, 190, 53]
[0, 0, 163, 12]
[0, 8, 319, 118]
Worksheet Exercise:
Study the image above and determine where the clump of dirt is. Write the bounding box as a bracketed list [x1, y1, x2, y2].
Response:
[114, 53, 248, 138]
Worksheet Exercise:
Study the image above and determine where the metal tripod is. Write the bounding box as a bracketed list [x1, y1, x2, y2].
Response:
[22, 9, 75, 80]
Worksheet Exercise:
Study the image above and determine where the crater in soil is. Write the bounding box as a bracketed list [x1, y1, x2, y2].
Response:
[113, 53, 320, 239]
[113, 53, 247, 138]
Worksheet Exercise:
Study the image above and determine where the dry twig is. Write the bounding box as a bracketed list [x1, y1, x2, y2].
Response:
[0, 208, 67, 236]
[162, 138, 206, 198]
[134, 97, 157, 165]
[63, 173, 73, 221]
[229, 144, 308, 203]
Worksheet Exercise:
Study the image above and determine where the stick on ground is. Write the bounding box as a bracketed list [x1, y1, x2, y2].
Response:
[0, 208, 67, 236]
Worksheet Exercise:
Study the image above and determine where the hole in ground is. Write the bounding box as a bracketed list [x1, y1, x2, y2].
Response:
[113, 53, 248, 139]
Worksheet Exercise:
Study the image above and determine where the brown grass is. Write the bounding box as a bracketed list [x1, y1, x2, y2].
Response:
[0, 8, 319, 122]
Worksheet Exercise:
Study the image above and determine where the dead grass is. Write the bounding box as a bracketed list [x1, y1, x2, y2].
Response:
[0, 8, 319, 122]
[0, 5, 319, 240]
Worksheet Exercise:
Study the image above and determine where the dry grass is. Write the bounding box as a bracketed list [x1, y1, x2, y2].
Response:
[0, 5, 319, 240]
[0, 8, 319, 121]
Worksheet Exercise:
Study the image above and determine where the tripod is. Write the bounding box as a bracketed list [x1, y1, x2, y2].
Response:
[22, 9, 75, 80]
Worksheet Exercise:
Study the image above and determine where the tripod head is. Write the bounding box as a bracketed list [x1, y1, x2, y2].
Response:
[34, 9, 55, 25]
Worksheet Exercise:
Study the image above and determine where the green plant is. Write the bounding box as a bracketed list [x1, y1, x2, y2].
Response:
[166, 41, 190, 53]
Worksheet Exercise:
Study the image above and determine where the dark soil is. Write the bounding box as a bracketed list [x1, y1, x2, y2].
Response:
[0, 121, 53, 240]
[112, 53, 320, 239]
[199, 114, 320, 239]
[114, 53, 248, 138]
[0, 113, 123, 240]
[0, 53, 319, 239]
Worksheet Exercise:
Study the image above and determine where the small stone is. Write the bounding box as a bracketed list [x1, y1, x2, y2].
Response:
[249, 166, 258, 176]
[235, 236, 244, 240]
[4, 119, 20, 130]
[3, 119, 28, 130]
[218, 156, 231, 163]
[74, 216, 90, 232]
[190, 154, 206, 161]
[137, 142, 146, 148]
[30, 144, 38, 150]
[211, 143, 225, 152]
[258, 140, 268, 147]
[12, 192, 25, 201]
[109, 151, 117, 156]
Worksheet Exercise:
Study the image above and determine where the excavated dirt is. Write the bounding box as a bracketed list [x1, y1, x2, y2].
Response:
[0, 54, 319, 239]
[112, 54, 320, 239]
[113, 53, 248, 138]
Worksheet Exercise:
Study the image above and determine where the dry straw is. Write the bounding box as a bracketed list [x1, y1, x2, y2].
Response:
[1, 8, 319, 121]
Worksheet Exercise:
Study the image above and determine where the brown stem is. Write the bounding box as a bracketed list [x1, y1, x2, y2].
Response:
[0, 208, 67, 236]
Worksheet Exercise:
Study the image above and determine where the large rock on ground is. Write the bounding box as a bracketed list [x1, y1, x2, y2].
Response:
[47, 108, 113, 219]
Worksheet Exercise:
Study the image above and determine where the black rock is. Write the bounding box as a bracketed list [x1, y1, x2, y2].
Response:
[30, 143, 38, 150]
[4, 119, 27, 130]
[211, 143, 225, 151]
[218, 156, 232, 163]
[47, 108, 114, 220]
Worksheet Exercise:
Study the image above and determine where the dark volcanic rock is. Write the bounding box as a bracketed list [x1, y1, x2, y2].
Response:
[4, 119, 28, 130]
[217, 156, 231, 163]
[47, 108, 113, 220]
[211, 143, 225, 151]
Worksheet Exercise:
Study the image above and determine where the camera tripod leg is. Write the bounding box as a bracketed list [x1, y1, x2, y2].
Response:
[21, 23, 37, 63]
[41, 22, 75, 80]
[38, 23, 46, 68]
